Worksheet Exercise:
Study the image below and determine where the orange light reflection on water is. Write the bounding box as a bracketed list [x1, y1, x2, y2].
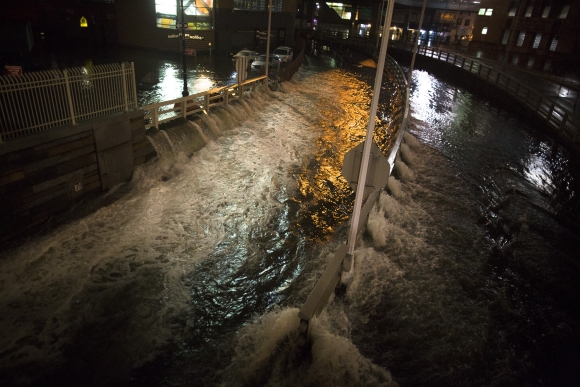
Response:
[295, 70, 402, 243]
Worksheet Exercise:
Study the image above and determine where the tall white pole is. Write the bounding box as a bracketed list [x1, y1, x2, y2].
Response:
[265, 0, 273, 78]
[346, 0, 395, 259]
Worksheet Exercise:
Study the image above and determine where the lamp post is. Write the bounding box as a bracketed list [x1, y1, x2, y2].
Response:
[181, 0, 189, 97]
[265, 0, 272, 78]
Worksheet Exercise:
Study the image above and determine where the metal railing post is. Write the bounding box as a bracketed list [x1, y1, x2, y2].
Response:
[121, 63, 129, 112]
[132, 62, 138, 110]
[153, 106, 159, 129]
[63, 69, 77, 125]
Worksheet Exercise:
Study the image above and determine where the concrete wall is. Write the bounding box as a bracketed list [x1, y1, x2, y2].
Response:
[0, 110, 156, 243]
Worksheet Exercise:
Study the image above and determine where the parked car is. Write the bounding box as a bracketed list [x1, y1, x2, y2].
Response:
[251, 55, 282, 70]
[231, 50, 261, 64]
[272, 46, 293, 63]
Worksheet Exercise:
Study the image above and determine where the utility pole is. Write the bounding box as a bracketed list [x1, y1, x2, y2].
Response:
[265, 0, 272, 78]
[181, 0, 189, 97]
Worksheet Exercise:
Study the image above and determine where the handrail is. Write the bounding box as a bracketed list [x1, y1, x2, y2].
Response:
[390, 41, 580, 147]
[141, 76, 268, 130]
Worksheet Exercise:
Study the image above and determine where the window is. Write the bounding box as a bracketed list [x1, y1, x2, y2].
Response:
[502, 30, 510, 45]
[550, 36, 558, 51]
[233, 0, 281, 11]
[457, 18, 462, 25]
[516, 32, 525, 46]
[464, 19, 470, 26]
[533, 33, 542, 49]
[156, 0, 177, 28]
[478, 8, 493, 16]
[327, 3, 352, 20]
[482, 27, 488, 34]
[525, 6, 533, 17]
[156, 0, 213, 29]
[542, 6, 550, 18]
[527, 57, 534, 69]
[508, 7, 517, 17]
[559, 5, 570, 19]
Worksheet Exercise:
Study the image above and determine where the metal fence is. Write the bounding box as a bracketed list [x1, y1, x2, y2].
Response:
[390, 42, 579, 141]
[0, 62, 138, 143]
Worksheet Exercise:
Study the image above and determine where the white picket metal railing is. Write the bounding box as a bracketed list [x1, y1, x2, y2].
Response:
[141, 76, 268, 129]
[0, 62, 138, 143]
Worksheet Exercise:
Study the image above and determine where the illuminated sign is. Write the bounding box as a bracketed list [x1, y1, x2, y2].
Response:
[80, 16, 88, 27]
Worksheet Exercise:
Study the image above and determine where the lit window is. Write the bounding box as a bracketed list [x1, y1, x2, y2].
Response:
[516, 32, 526, 46]
[478, 8, 485, 15]
[542, 6, 550, 18]
[508, 7, 517, 17]
[327, 3, 353, 20]
[156, 0, 213, 29]
[559, 5, 570, 19]
[502, 30, 510, 45]
[233, 0, 282, 12]
[527, 57, 534, 69]
[550, 36, 558, 51]
[533, 33, 542, 49]
[485, 9, 493, 16]
[525, 6, 533, 17]
[482, 27, 488, 34]
[478, 8, 493, 16]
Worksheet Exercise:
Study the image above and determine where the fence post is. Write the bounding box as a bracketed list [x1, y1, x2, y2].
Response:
[153, 106, 159, 129]
[63, 69, 77, 125]
[132, 62, 138, 110]
[121, 63, 129, 112]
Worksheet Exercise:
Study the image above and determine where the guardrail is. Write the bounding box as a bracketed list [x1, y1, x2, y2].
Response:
[141, 76, 268, 129]
[0, 62, 137, 143]
[297, 43, 410, 343]
[389, 41, 580, 148]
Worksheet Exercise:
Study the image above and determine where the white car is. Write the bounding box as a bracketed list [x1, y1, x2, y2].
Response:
[251, 55, 282, 69]
[232, 50, 260, 64]
[272, 46, 293, 63]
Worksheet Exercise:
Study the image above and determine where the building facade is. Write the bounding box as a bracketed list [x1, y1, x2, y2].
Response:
[115, 0, 297, 54]
[471, 0, 579, 72]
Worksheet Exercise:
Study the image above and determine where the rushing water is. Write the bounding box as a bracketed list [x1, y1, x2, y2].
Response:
[1, 51, 579, 387]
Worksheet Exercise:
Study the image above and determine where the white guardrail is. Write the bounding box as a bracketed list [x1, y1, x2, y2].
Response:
[141, 76, 268, 129]
[0, 62, 138, 143]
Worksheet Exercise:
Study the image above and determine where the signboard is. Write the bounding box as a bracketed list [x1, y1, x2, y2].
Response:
[175, 22, 188, 28]
[168, 33, 204, 40]
[342, 140, 390, 198]
[80, 16, 88, 27]
[5, 65, 22, 76]
[255, 30, 274, 40]
[185, 48, 196, 56]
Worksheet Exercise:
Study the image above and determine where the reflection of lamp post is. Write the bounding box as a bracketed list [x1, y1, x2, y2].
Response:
[181, 0, 189, 97]
[265, 0, 272, 78]
[209, 42, 212, 57]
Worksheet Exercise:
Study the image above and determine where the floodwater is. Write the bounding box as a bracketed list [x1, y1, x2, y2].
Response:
[1, 50, 579, 387]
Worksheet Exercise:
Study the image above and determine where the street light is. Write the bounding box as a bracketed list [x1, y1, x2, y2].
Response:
[181, 0, 189, 97]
